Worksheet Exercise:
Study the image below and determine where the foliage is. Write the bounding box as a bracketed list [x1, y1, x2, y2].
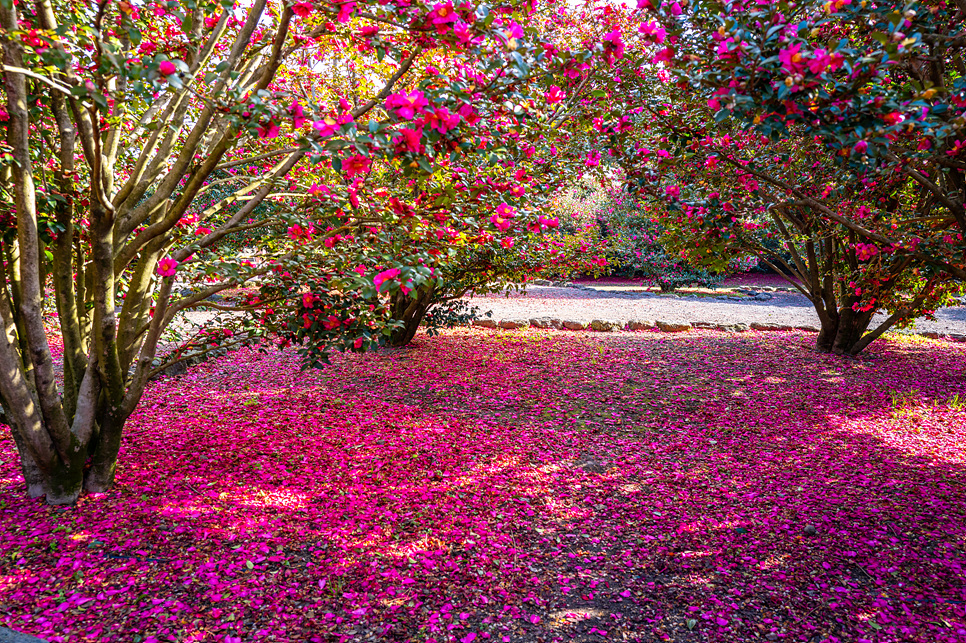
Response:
[562, 0, 966, 352]
[0, 0, 615, 503]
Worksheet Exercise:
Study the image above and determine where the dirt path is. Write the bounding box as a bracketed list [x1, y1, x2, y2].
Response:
[466, 285, 966, 337]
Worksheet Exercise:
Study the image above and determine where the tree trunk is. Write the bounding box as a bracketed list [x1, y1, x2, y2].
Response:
[85, 411, 124, 493]
[388, 283, 436, 347]
[815, 307, 875, 356]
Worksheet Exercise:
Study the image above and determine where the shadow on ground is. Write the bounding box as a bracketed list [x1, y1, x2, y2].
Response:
[1, 329, 965, 643]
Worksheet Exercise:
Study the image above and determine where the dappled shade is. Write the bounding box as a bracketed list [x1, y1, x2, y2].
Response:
[2, 329, 965, 642]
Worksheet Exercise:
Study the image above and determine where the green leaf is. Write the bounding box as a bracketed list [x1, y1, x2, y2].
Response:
[245, 560, 254, 570]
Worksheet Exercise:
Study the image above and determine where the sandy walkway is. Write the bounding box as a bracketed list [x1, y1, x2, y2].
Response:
[466, 285, 966, 336]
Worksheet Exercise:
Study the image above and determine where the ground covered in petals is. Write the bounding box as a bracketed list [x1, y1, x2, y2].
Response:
[2, 329, 965, 643]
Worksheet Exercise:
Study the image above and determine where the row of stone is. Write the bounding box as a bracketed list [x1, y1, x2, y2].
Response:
[472, 317, 966, 341]
[472, 317, 819, 333]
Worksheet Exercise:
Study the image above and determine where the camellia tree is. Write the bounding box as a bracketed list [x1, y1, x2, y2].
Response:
[253, 149, 594, 362]
[648, 124, 961, 353]
[561, 0, 965, 353]
[637, 0, 966, 272]
[0, 0, 611, 503]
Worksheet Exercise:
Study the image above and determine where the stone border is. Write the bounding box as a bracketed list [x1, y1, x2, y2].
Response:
[471, 317, 966, 342]
[0, 627, 49, 642]
[528, 279, 799, 297]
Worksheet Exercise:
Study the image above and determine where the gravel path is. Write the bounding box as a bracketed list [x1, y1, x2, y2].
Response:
[465, 285, 966, 336]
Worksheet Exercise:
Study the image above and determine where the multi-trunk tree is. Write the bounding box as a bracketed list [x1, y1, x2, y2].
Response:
[0, 0, 608, 503]
[566, 0, 965, 353]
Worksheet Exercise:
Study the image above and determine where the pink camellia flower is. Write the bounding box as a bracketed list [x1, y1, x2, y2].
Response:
[545, 85, 564, 104]
[397, 127, 423, 152]
[500, 237, 514, 249]
[424, 107, 461, 134]
[855, 243, 879, 260]
[853, 140, 868, 155]
[503, 21, 524, 41]
[342, 155, 371, 178]
[353, 336, 364, 349]
[289, 101, 308, 128]
[490, 214, 512, 231]
[458, 103, 480, 125]
[373, 268, 401, 291]
[585, 150, 602, 167]
[287, 224, 313, 242]
[539, 216, 559, 229]
[638, 20, 666, 43]
[309, 183, 333, 198]
[665, 185, 681, 198]
[602, 29, 625, 63]
[195, 226, 212, 235]
[336, 1, 356, 22]
[653, 47, 674, 64]
[453, 21, 474, 44]
[807, 48, 840, 74]
[429, 2, 457, 30]
[496, 203, 516, 218]
[292, 1, 313, 17]
[303, 292, 316, 308]
[779, 43, 807, 74]
[158, 60, 177, 76]
[313, 113, 353, 137]
[385, 90, 429, 120]
[156, 257, 178, 277]
[257, 121, 280, 139]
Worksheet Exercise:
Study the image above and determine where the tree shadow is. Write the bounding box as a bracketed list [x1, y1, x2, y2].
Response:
[1, 329, 965, 643]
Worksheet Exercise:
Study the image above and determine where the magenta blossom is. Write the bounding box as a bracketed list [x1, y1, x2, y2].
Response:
[342, 155, 372, 178]
[373, 268, 401, 291]
[386, 90, 429, 120]
[156, 257, 178, 277]
[292, 2, 313, 17]
[257, 121, 280, 139]
[336, 1, 356, 22]
[779, 42, 807, 74]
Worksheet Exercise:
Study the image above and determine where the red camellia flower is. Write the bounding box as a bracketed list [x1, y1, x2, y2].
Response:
[292, 1, 313, 17]
[342, 155, 372, 178]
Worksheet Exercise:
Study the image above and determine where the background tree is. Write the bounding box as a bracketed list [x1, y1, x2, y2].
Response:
[559, 0, 965, 352]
